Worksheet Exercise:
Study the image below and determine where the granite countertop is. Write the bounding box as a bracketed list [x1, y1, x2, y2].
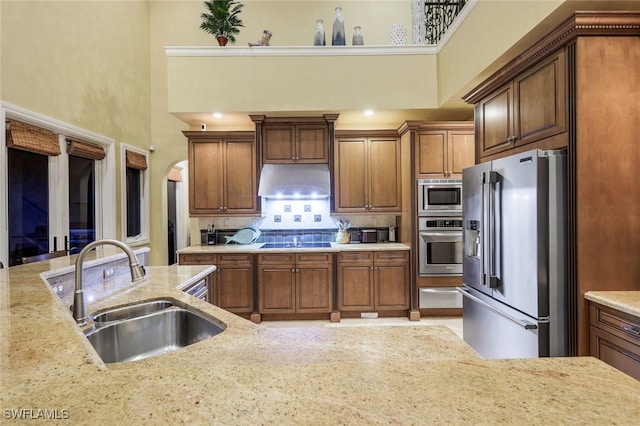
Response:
[584, 291, 640, 318]
[2, 255, 640, 424]
[178, 242, 410, 254]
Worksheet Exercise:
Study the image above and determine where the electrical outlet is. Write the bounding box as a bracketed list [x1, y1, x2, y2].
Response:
[103, 268, 115, 279]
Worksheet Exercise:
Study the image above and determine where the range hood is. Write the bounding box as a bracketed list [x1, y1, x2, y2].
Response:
[258, 164, 331, 198]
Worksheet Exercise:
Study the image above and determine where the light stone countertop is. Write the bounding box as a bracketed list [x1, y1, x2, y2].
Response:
[177, 242, 410, 254]
[584, 291, 640, 318]
[2, 253, 640, 424]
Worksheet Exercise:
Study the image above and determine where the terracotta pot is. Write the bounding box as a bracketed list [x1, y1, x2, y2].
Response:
[216, 36, 229, 46]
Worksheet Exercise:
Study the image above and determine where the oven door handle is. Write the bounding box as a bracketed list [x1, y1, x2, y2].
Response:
[419, 231, 462, 238]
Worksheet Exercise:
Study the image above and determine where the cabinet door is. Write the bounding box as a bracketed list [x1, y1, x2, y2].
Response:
[515, 51, 567, 147]
[368, 138, 401, 211]
[189, 140, 223, 215]
[224, 139, 257, 214]
[448, 131, 475, 177]
[477, 83, 515, 158]
[335, 138, 368, 212]
[296, 266, 332, 313]
[217, 266, 254, 313]
[416, 132, 447, 177]
[375, 263, 409, 309]
[263, 126, 295, 163]
[258, 265, 295, 313]
[296, 125, 329, 163]
[337, 263, 374, 311]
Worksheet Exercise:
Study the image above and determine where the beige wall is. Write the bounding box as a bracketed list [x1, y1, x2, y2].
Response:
[1, 0, 150, 245]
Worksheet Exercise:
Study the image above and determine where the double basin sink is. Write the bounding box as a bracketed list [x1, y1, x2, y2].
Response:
[84, 299, 226, 363]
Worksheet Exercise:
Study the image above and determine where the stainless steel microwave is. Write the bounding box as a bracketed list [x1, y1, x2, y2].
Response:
[417, 179, 463, 216]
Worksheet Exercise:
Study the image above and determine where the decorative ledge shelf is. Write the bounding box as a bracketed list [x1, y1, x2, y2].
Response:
[165, 45, 438, 57]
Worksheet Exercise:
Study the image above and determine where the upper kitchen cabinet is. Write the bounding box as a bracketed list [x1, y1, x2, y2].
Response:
[416, 122, 475, 178]
[473, 50, 567, 160]
[464, 11, 640, 356]
[334, 130, 401, 213]
[252, 115, 338, 164]
[184, 131, 257, 216]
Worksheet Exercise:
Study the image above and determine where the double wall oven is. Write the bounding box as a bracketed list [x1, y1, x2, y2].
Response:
[417, 179, 463, 310]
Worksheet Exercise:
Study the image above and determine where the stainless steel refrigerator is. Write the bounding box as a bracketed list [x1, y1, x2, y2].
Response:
[458, 148, 568, 359]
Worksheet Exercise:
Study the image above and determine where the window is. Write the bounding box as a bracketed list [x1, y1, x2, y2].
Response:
[121, 144, 149, 245]
[1, 102, 116, 267]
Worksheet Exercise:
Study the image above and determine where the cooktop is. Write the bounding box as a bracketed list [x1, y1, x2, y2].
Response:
[260, 242, 332, 249]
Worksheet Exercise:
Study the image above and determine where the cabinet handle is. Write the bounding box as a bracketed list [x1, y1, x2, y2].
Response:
[291, 268, 295, 273]
[622, 325, 640, 336]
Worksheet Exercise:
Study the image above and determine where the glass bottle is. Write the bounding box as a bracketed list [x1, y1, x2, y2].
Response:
[352, 25, 364, 45]
[313, 19, 325, 46]
[332, 7, 345, 46]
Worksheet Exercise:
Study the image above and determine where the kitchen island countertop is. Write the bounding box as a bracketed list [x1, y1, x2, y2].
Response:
[2, 255, 640, 424]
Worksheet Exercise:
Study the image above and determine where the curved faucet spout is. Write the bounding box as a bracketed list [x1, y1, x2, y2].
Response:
[73, 239, 146, 326]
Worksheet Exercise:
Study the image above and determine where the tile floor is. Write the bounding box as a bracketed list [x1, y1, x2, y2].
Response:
[261, 316, 463, 339]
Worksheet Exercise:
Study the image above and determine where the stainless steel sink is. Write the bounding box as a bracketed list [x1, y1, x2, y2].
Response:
[85, 302, 226, 363]
[91, 300, 174, 325]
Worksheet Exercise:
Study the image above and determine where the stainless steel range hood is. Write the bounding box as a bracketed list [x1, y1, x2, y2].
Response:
[258, 164, 331, 198]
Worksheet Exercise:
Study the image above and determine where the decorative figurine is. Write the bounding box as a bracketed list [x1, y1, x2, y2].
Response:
[248, 30, 272, 46]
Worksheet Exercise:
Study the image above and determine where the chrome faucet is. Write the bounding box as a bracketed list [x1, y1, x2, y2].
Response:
[72, 239, 146, 326]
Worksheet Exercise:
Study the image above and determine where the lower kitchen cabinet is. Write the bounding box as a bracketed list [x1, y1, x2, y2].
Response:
[258, 252, 333, 314]
[337, 251, 409, 313]
[590, 302, 640, 380]
[179, 253, 254, 316]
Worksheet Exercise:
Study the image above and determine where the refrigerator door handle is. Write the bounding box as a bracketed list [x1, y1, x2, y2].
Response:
[483, 171, 499, 288]
[457, 287, 538, 330]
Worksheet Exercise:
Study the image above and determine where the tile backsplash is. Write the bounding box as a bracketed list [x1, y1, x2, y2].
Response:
[260, 199, 334, 229]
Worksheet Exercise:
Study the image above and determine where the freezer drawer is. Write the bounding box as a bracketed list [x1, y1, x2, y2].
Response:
[459, 286, 549, 359]
[419, 287, 462, 309]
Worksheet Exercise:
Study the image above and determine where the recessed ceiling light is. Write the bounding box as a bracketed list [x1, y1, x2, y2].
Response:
[364, 109, 374, 116]
[213, 112, 223, 119]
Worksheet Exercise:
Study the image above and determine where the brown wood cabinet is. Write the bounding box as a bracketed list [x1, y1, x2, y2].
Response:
[178, 253, 254, 316]
[416, 123, 475, 178]
[263, 124, 329, 163]
[590, 302, 640, 380]
[474, 51, 567, 160]
[258, 252, 332, 314]
[464, 12, 640, 355]
[337, 250, 409, 312]
[184, 131, 257, 216]
[334, 131, 401, 213]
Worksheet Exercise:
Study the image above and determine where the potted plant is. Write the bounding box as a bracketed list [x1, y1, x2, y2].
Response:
[200, 0, 244, 46]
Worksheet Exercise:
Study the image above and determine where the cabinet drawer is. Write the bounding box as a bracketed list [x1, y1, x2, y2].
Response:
[217, 253, 252, 265]
[374, 251, 408, 263]
[590, 325, 640, 380]
[590, 304, 640, 346]
[179, 253, 217, 265]
[337, 251, 373, 263]
[258, 253, 295, 265]
[296, 252, 332, 264]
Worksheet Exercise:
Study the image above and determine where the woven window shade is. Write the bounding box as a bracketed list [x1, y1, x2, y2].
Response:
[126, 150, 148, 170]
[67, 138, 106, 160]
[6, 120, 60, 156]
[168, 167, 182, 182]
